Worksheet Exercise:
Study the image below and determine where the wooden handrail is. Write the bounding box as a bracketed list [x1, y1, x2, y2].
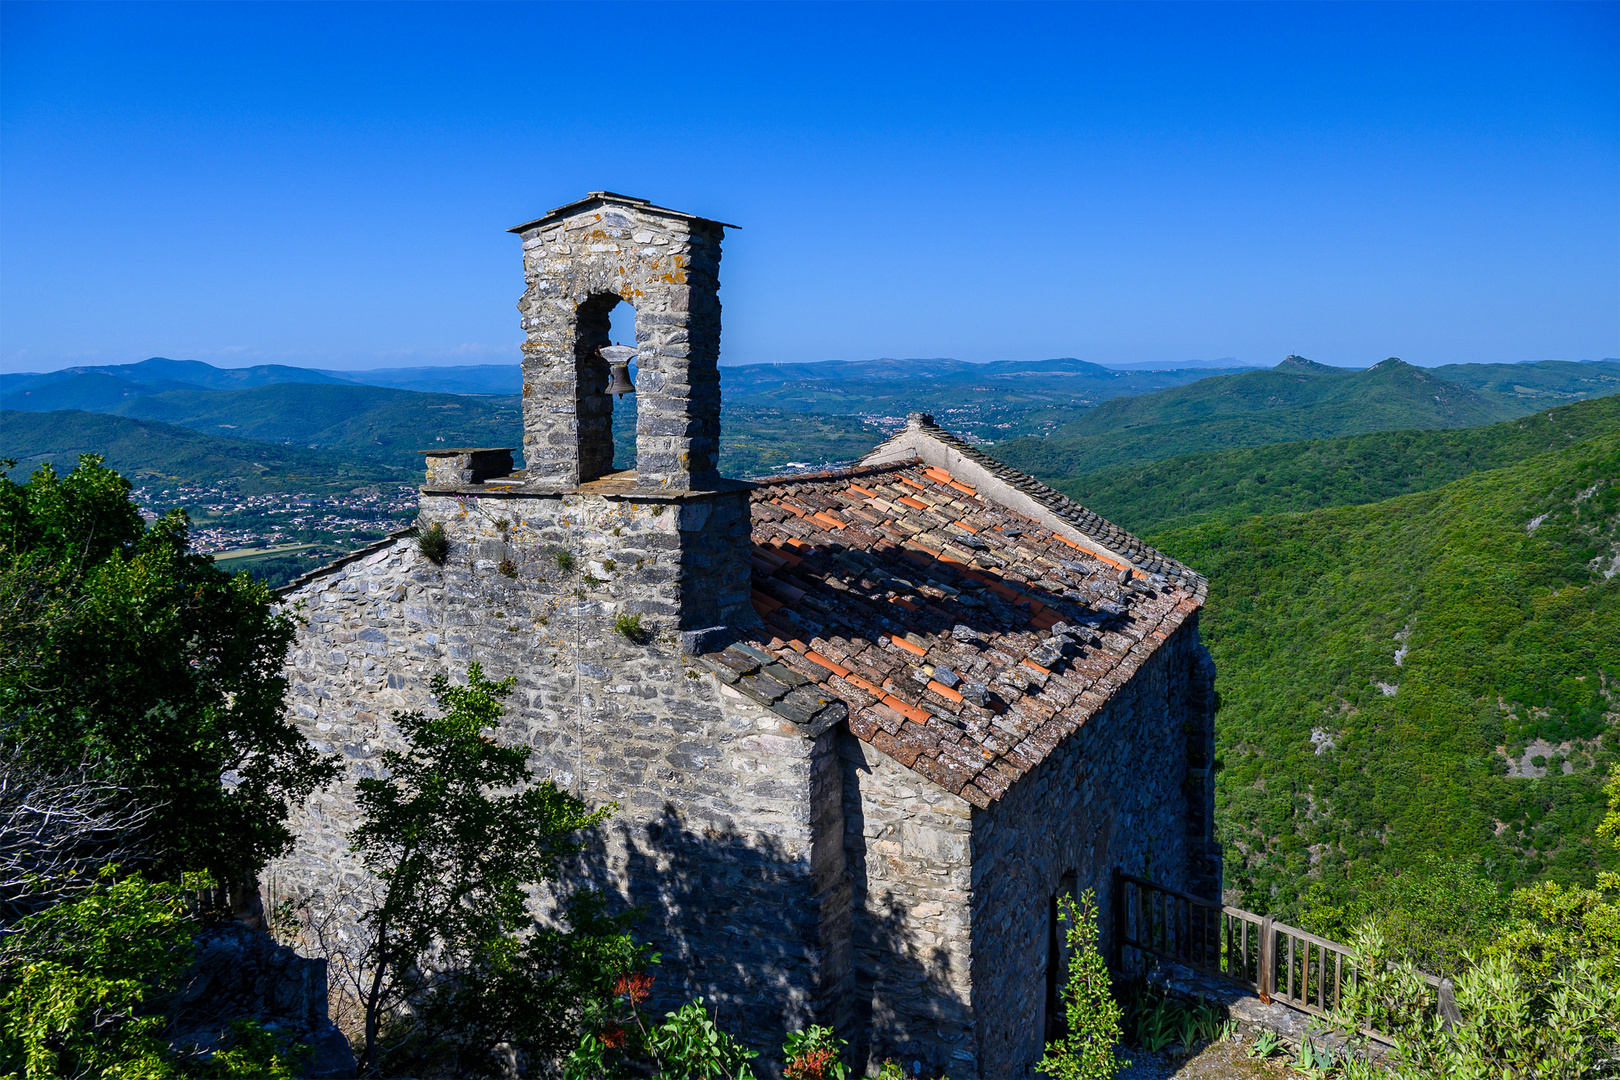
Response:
[1113, 868, 1450, 1042]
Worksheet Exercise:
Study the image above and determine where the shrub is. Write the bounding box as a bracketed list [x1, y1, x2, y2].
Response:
[614, 613, 647, 642]
[555, 549, 576, 572]
[0, 868, 302, 1079]
[418, 521, 450, 565]
[1035, 891, 1127, 1080]
[784, 1024, 847, 1079]
[562, 984, 757, 1080]
[1332, 925, 1620, 1080]
[497, 557, 518, 579]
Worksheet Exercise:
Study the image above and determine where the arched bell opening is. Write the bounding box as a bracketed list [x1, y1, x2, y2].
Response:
[572, 293, 638, 483]
[608, 300, 638, 472]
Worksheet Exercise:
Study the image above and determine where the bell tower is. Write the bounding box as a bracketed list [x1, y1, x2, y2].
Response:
[509, 192, 736, 491]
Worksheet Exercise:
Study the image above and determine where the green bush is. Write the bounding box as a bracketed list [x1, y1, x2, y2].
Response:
[1035, 891, 1127, 1080]
[563, 983, 758, 1080]
[784, 1024, 848, 1080]
[0, 869, 301, 1079]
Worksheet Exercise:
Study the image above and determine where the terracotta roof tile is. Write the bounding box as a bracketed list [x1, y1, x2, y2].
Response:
[691, 436, 1205, 804]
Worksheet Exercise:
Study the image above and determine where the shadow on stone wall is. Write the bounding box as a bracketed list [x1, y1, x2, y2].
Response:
[842, 759, 974, 1079]
[569, 801, 968, 1079]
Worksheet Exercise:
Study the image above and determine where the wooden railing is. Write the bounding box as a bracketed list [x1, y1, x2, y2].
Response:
[1113, 870, 1459, 1039]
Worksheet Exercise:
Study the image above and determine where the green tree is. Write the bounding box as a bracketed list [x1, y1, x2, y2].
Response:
[0, 456, 335, 884]
[1298, 855, 1510, 978]
[349, 663, 632, 1077]
[0, 868, 301, 1079]
[1036, 891, 1127, 1080]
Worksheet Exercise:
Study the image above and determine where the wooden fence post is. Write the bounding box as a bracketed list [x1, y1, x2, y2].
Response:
[1258, 915, 1275, 999]
[1113, 869, 1128, 973]
[1437, 977, 1461, 1029]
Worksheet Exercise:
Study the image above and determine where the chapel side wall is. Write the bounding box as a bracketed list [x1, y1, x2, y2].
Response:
[968, 622, 1204, 1079]
[272, 491, 844, 1059]
[841, 735, 976, 1078]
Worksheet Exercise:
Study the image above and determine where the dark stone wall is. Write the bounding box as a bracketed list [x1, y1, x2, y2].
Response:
[272, 489, 846, 1067]
[967, 620, 1210, 1078]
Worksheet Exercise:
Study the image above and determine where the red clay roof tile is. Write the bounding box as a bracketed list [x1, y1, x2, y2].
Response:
[695, 450, 1204, 805]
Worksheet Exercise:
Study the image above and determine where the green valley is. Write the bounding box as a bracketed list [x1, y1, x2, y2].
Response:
[1146, 429, 1620, 916]
[0, 409, 409, 492]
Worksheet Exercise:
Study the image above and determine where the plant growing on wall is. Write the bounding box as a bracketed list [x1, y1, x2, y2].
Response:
[348, 663, 637, 1078]
[1035, 891, 1128, 1080]
[614, 613, 648, 643]
[417, 521, 449, 564]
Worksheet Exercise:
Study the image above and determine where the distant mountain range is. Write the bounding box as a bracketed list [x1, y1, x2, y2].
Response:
[0, 410, 408, 492]
[4, 354, 1616, 485]
[3, 355, 1249, 411]
[992, 356, 1620, 477]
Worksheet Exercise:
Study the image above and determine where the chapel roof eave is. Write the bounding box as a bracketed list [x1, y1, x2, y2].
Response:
[507, 191, 741, 235]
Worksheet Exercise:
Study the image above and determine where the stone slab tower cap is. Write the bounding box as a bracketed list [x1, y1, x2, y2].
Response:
[509, 192, 738, 491]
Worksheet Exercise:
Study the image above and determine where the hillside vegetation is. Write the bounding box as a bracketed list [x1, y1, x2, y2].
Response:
[0, 410, 408, 492]
[1149, 429, 1620, 916]
[994, 357, 1620, 477]
[1061, 393, 1620, 535]
[107, 384, 521, 472]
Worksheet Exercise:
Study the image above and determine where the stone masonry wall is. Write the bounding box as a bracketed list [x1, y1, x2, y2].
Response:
[969, 619, 1207, 1078]
[835, 619, 1211, 1080]
[272, 489, 849, 1064]
[841, 736, 976, 1078]
[513, 197, 725, 490]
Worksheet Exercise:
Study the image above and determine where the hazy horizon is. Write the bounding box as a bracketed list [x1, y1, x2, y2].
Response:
[7, 352, 1619, 383]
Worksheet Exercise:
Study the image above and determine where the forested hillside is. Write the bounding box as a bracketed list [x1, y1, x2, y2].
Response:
[108, 383, 522, 471]
[0, 410, 408, 491]
[994, 357, 1620, 477]
[1060, 393, 1620, 535]
[1148, 429, 1620, 917]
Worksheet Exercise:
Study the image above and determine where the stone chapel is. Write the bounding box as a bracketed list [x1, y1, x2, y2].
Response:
[273, 192, 1220, 1078]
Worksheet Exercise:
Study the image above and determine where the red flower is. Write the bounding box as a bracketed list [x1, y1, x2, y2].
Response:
[786, 1047, 837, 1080]
[599, 1025, 628, 1049]
[614, 970, 654, 1004]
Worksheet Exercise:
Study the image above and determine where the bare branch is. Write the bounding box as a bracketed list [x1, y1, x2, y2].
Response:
[0, 751, 159, 927]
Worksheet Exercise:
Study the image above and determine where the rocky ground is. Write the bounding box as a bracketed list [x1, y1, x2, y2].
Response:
[1118, 1031, 1311, 1079]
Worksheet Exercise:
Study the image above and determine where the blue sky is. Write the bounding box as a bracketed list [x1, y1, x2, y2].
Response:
[2, 1, 1615, 373]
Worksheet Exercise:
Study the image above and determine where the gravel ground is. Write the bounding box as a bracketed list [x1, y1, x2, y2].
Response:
[1117, 1033, 1308, 1080]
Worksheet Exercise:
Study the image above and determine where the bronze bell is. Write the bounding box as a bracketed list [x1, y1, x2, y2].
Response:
[598, 345, 638, 396]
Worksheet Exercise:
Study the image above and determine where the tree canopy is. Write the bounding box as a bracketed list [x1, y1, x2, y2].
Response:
[0, 455, 334, 883]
